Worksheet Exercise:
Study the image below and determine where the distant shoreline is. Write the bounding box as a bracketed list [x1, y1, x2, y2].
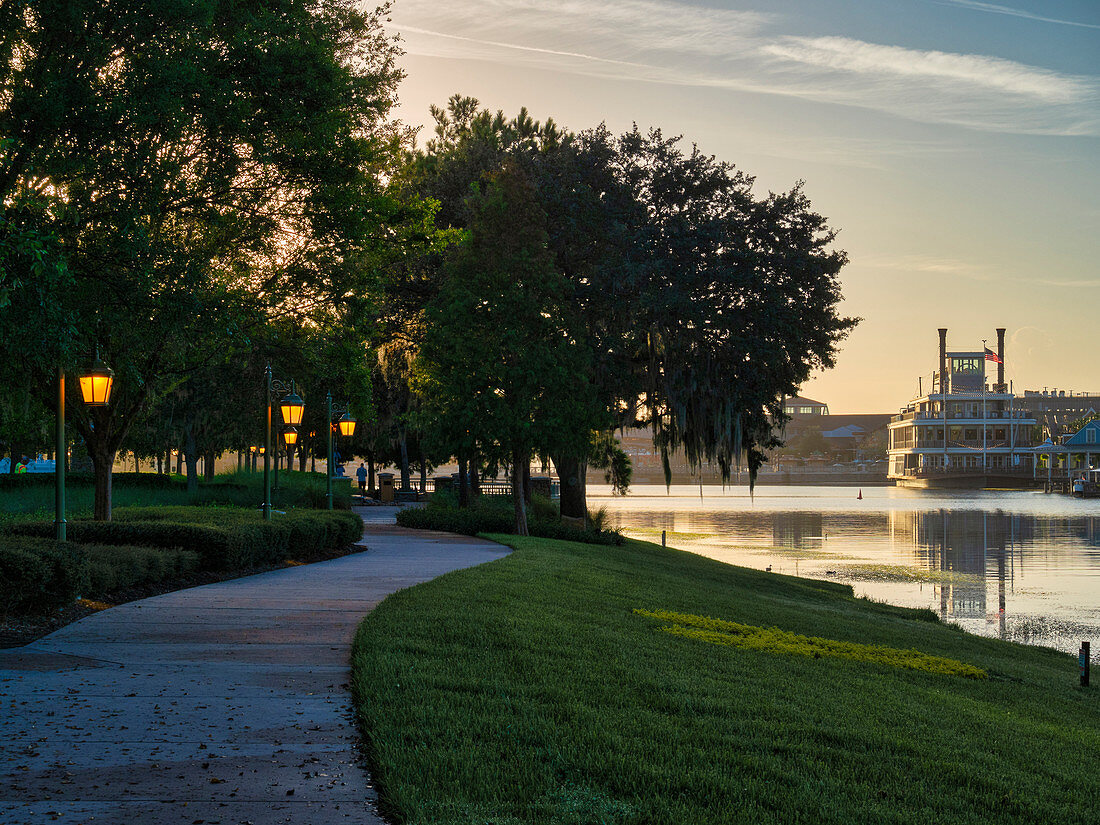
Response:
[621, 474, 892, 487]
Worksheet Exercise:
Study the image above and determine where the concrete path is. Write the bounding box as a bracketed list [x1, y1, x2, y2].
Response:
[0, 510, 508, 824]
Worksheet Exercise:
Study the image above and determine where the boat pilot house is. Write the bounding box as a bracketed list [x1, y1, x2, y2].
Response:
[888, 328, 1037, 488]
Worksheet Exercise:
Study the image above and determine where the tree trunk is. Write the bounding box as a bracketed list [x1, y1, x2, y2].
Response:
[91, 447, 115, 521]
[522, 459, 532, 505]
[419, 455, 427, 494]
[7, 441, 18, 474]
[183, 427, 198, 493]
[367, 454, 375, 496]
[470, 451, 480, 497]
[457, 456, 469, 508]
[176, 448, 184, 474]
[555, 452, 588, 523]
[512, 447, 529, 536]
[398, 428, 411, 491]
[204, 449, 216, 482]
[298, 446, 306, 472]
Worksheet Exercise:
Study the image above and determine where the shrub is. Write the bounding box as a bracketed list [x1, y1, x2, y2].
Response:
[0, 509, 363, 617]
[0, 537, 88, 615]
[9, 507, 364, 571]
[84, 545, 201, 594]
[398, 499, 622, 545]
[527, 493, 558, 522]
[0, 472, 187, 492]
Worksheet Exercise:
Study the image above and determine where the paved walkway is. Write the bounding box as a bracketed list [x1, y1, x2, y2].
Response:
[0, 509, 508, 824]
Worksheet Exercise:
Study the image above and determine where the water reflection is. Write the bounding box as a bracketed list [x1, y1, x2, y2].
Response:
[904, 510, 1019, 623]
[772, 512, 824, 549]
[592, 485, 1100, 655]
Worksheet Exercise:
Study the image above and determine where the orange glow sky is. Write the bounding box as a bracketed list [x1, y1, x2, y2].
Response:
[387, 0, 1099, 412]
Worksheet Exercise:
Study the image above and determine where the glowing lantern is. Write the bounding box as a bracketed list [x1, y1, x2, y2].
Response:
[337, 413, 357, 437]
[79, 354, 114, 407]
[283, 427, 299, 446]
[279, 390, 305, 425]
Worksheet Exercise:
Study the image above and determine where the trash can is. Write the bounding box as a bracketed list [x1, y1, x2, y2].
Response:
[379, 472, 395, 503]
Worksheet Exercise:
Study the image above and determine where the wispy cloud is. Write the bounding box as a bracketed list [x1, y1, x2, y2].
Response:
[398, 26, 651, 72]
[721, 134, 970, 170]
[934, 0, 1100, 30]
[393, 0, 1100, 136]
[859, 255, 993, 278]
[1009, 325, 1054, 359]
[860, 256, 1098, 289]
[1032, 276, 1100, 288]
[761, 36, 1084, 101]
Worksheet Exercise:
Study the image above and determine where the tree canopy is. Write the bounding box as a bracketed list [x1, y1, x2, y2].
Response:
[414, 162, 600, 533]
[0, 0, 410, 516]
[394, 96, 856, 519]
[1, 13, 856, 529]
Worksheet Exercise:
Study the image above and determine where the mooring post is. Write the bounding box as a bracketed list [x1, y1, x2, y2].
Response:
[662, 530, 666, 547]
[1081, 641, 1091, 688]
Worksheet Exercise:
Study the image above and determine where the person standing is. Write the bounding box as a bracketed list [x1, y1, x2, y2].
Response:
[356, 462, 368, 498]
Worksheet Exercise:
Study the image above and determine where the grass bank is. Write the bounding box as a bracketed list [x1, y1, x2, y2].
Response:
[351, 535, 1098, 825]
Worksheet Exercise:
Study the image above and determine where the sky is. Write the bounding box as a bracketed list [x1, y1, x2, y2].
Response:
[385, 0, 1099, 412]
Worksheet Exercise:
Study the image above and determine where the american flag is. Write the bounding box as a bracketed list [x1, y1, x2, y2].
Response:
[984, 347, 1002, 365]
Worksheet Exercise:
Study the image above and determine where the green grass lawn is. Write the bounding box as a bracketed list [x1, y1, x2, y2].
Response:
[351, 535, 1098, 825]
[0, 469, 350, 526]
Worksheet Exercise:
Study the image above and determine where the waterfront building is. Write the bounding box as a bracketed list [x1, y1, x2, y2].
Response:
[888, 328, 1038, 488]
[780, 396, 891, 461]
[1016, 390, 1100, 437]
[1031, 419, 1100, 484]
[782, 395, 830, 416]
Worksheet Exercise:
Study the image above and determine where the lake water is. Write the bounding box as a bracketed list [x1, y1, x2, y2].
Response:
[588, 484, 1099, 657]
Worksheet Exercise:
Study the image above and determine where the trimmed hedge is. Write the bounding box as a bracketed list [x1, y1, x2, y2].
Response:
[84, 544, 201, 594]
[10, 507, 364, 571]
[3, 508, 365, 615]
[0, 537, 201, 614]
[0, 537, 89, 614]
[0, 472, 185, 491]
[396, 501, 623, 546]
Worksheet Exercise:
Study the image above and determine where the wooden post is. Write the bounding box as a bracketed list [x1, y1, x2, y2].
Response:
[662, 530, 666, 547]
[1081, 641, 1090, 688]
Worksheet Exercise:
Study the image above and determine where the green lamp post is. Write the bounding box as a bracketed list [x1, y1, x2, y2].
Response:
[326, 392, 356, 510]
[263, 366, 304, 520]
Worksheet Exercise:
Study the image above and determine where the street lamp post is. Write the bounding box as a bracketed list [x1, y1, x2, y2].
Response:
[263, 366, 304, 520]
[56, 350, 116, 540]
[325, 392, 356, 510]
[55, 366, 65, 541]
[283, 427, 298, 472]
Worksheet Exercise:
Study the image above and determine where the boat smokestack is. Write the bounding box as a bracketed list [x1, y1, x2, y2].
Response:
[938, 328, 948, 394]
[996, 327, 1005, 389]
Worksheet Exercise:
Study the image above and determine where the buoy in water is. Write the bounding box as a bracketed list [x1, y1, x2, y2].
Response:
[857, 489, 863, 500]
